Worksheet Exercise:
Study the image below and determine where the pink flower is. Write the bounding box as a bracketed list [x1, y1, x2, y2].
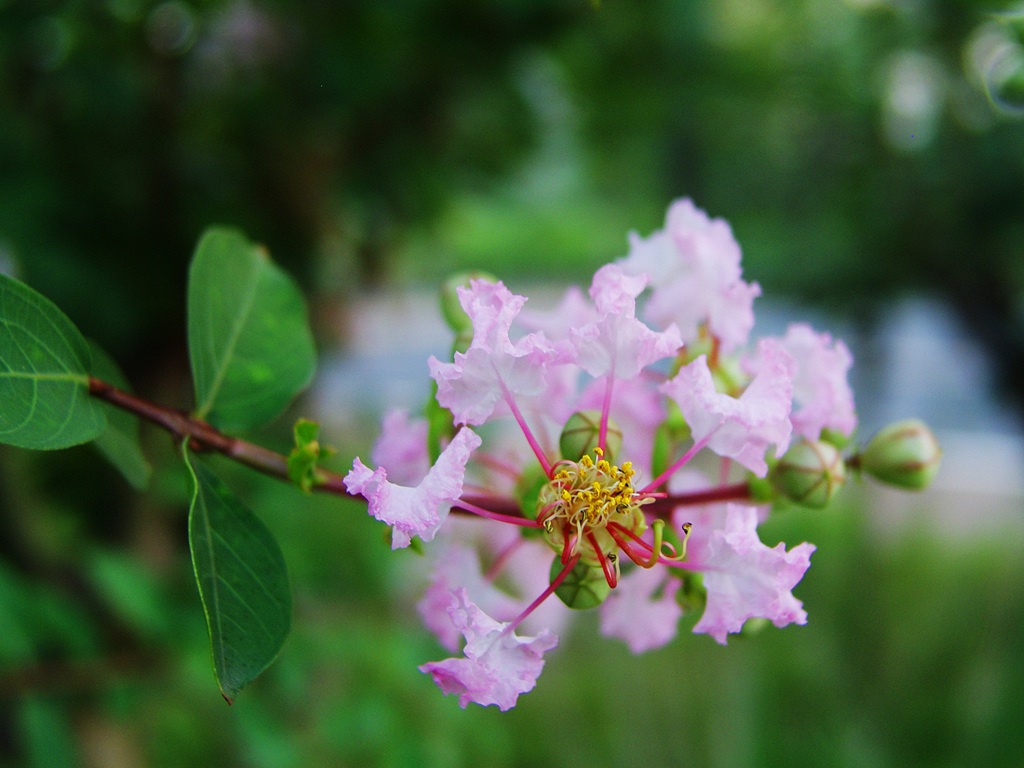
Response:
[417, 521, 570, 650]
[517, 285, 597, 352]
[777, 323, 857, 440]
[417, 543, 509, 652]
[370, 409, 430, 486]
[577, 374, 665, 474]
[428, 280, 561, 427]
[572, 264, 682, 381]
[620, 198, 760, 353]
[344, 428, 481, 549]
[688, 505, 815, 644]
[348, 198, 867, 708]
[661, 338, 794, 476]
[419, 588, 558, 711]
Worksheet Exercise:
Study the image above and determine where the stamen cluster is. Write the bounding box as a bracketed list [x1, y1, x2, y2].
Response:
[537, 448, 649, 575]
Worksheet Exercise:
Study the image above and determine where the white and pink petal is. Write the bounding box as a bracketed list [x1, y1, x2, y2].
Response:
[662, 338, 794, 476]
[690, 505, 815, 644]
[419, 588, 558, 711]
[344, 427, 482, 549]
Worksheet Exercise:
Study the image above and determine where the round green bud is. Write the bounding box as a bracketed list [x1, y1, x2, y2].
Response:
[559, 410, 622, 462]
[747, 474, 777, 504]
[820, 427, 853, 450]
[740, 617, 771, 638]
[551, 559, 611, 610]
[771, 439, 846, 508]
[858, 419, 941, 490]
[440, 271, 498, 335]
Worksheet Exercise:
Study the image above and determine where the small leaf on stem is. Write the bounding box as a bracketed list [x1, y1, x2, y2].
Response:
[287, 418, 334, 492]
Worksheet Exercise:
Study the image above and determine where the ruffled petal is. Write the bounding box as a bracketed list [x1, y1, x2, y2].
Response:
[572, 264, 682, 380]
[370, 409, 430, 486]
[345, 428, 481, 548]
[417, 544, 516, 652]
[620, 198, 760, 352]
[429, 280, 561, 426]
[416, 528, 569, 651]
[777, 323, 857, 440]
[662, 338, 794, 476]
[419, 588, 558, 711]
[690, 505, 815, 644]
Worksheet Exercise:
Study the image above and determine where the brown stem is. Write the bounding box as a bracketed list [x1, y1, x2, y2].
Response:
[644, 481, 752, 516]
[87, 377, 353, 498]
[86, 377, 755, 520]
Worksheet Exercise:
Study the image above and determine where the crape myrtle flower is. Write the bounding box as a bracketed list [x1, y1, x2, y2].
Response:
[345, 198, 864, 710]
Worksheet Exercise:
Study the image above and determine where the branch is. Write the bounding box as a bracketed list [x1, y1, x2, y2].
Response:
[644, 481, 752, 516]
[87, 377, 354, 498]
[87, 377, 754, 520]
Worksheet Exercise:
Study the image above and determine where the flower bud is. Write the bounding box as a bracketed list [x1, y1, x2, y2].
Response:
[858, 419, 941, 489]
[771, 439, 846, 508]
[820, 427, 853, 450]
[551, 559, 610, 610]
[439, 271, 497, 335]
[559, 410, 622, 462]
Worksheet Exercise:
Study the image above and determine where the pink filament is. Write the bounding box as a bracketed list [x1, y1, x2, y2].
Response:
[598, 374, 615, 454]
[640, 434, 711, 493]
[502, 384, 554, 477]
[456, 499, 543, 529]
[587, 531, 618, 588]
[503, 553, 581, 636]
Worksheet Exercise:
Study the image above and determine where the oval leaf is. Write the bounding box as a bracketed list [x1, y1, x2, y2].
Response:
[185, 452, 292, 702]
[187, 228, 316, 431]
[0, 274, 106, 449]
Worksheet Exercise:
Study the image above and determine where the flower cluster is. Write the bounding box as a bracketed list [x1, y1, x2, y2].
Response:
[344, 198, 902, 710]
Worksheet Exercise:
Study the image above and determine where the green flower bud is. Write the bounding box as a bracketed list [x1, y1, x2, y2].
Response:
[858, 419, 941, 490]
[747, 474, 777, 504]
[559, 410, 622, 462]
[771, 439, 846, 508]
[820, 427, 853, 450]
[740, 617, 771, 637]
[439, 271, 497, 335]
[551, 558, 611, 610]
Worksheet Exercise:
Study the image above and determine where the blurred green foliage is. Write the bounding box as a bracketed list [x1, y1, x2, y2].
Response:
[2, 0, 1024, 765]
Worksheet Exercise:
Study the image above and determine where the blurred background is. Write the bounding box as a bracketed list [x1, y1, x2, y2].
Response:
[3, 0, 1024, 765]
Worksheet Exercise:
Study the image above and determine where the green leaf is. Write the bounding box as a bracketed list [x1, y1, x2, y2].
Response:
[187, 228, 316, 431]
[88, 341, 151, 488]
[184, 450, 292, 702]
[0, 273, 106, 449]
